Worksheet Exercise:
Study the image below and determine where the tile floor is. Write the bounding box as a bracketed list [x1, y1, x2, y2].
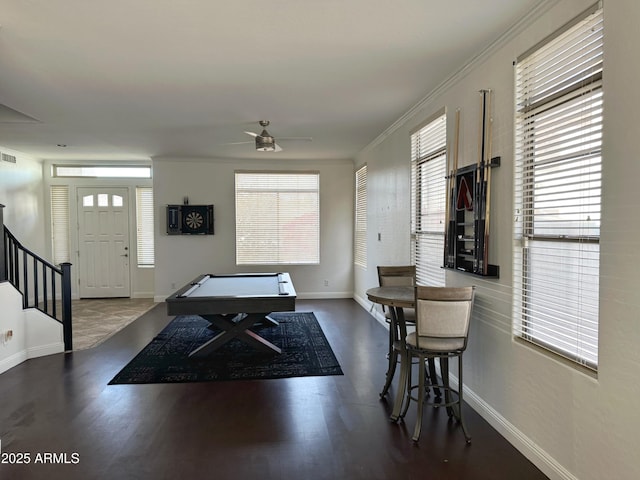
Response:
[71, 297, 156, 350]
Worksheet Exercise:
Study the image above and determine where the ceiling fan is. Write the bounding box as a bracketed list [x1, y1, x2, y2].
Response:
[227, 120, 312, 152]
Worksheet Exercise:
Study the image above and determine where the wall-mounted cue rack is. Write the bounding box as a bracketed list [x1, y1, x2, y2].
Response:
[444, 90, 499, 277]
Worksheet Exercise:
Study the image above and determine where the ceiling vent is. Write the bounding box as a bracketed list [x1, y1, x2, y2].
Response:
[1, 152, 17, 164]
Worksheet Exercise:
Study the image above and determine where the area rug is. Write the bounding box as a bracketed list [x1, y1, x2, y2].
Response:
[108, 312, 343, 384]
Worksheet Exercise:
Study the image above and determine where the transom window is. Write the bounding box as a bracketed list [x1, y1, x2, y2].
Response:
[53, 165, 151, 178]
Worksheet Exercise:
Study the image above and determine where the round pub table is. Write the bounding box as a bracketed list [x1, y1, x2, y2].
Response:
[366, 285, 415, 421]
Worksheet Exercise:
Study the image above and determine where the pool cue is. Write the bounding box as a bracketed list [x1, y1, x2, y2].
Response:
[475, 90, 488, 273]
[482, 90, 493, 276]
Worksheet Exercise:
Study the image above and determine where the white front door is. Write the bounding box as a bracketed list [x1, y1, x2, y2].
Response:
[77, 187, 131, 298]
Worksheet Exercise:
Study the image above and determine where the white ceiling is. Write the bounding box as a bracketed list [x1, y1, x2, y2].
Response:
[0, 0, 543, 162]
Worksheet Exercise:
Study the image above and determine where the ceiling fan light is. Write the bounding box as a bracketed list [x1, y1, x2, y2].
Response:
[255, 135, 276, 151]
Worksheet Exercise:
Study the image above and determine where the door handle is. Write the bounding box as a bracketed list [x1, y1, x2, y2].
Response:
[121, 254, 129, 257]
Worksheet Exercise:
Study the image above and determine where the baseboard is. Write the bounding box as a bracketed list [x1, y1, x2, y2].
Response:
[132, 292, 155, 299]
[297, 291, 353, 300]
[27, 342, 65, 359]
[355, 292, 387, 326]
[0, 350, 28, 375]
[436, 367, 576, 480]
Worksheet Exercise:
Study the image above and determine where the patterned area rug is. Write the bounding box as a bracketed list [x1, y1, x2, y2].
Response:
[109, 312, 343, 384]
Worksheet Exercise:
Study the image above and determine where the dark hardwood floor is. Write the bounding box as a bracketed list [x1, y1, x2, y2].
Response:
[0, 299, 547, 479]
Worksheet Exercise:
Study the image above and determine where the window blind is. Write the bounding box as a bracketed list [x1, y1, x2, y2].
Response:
[50, 185, 70, 265]
[411, 113, 447, 286]
[235, 172, 320, 265]
[354, 165, 367, 268]
[136, 187, 155, 267]
[514, 4, 602, 370]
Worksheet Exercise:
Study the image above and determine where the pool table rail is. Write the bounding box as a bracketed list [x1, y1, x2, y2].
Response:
[165, 272, 296, 316]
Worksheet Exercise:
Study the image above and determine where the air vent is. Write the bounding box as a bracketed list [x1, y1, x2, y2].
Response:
[1, 152, 17, 164]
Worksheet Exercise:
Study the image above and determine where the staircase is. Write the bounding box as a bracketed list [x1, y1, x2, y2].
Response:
[1, 204, 73, 351]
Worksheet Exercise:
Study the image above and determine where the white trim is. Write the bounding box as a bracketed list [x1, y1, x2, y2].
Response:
[0, 351, 28, 375]
[26, 342, 65, 359]
[453, 375, 578, 480]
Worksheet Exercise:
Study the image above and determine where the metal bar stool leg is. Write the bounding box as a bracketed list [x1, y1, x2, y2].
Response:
[390, 349, 410, 421]
[412, 353, 427, 442]
[457, 354, 472, 443]
[427, 358, 441, 401]
[440, 357, 454, 417]
[400, 352, 414, 419]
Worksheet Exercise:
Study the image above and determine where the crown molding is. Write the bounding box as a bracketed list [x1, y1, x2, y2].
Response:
[358, 0, 560, 156]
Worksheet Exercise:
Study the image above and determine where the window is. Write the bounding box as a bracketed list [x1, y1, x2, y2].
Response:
[53, 165, 151, 178]
[235, 172, 320, 265]
[354, 165, 367, 268]
[50, 185, 70, 264]
[513, 5, 603, 370]
[411, 112, 447, 286]
[136, 187, 155, 267]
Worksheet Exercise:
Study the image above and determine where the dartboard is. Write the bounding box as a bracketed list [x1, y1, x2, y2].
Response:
[184, 211, 204, 230]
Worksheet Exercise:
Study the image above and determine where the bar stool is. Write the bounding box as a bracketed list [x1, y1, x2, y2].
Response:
[401, 286, 475, 443]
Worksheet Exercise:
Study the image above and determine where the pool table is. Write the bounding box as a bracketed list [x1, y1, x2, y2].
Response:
[165, 272, 296, 357]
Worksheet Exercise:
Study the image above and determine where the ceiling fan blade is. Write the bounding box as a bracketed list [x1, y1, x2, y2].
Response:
[274, 143, 283, 152]
[244, 131, 259, 137]
[221, 141, 253, 146]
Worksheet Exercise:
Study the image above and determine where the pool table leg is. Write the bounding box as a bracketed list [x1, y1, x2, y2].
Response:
[188, 313, 282, 357]
[262, 315, 279, 327]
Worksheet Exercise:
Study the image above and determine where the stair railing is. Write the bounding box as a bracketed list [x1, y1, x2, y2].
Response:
[1, 204, 73, 351]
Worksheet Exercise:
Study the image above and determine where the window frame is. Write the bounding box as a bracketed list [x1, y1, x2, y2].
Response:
[410, 111, 447, 286]
[513, 4, 603, 371]
[50, 185, 70, 265]
[135, 186, 155, 268]
[354, 165, 367, 269]
[52, 164, 151, 178]
[235, 171, 320, 266]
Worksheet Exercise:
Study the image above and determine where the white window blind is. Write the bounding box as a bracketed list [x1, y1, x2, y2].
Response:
[411, 113, 447, 286]
[514, 4, 603, 370]
[235, 172, 320, 265]
[354, 165, 367, 268]
[136, 187, 155, 267]
[50, 185, 70, 265]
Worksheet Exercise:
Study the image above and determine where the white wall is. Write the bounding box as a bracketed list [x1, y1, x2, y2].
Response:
[0, 146, 46, 254]
[354, 1, 640, 479]
[153, 157, 354, 300]
[0, 146, 51, 370]
[0, 282, 29, 373]
[0, 282, 64, 374]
